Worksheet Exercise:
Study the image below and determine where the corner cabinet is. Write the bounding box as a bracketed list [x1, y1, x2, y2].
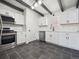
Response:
[58, 7, 79, 24]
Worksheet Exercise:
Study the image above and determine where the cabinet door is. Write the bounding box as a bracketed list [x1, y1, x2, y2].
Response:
[52, 32, 59, 44]
[8, 11, 15, 18]
[0, 9, 6, 15]
[58, 12, 68, 24]
[14, 13, 24, 25]
[26, 30, 36, 43]
[59, 32, 69, 47]
[46, 32, 53, 43]
[68, 33, 79, 50]
[67, 9, 78, 23]
[17, 32, 26, 44]
[59, 8, 78, 24]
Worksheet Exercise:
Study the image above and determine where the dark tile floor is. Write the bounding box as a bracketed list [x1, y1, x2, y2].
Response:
[0, 40, 79, 59]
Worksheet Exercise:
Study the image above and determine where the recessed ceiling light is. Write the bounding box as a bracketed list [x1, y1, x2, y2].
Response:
[38, 0, 42, 5]
[31, 6, 34, 9]
[34, 3, 38, 7]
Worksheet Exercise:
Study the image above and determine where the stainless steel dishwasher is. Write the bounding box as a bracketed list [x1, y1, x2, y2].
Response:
[39, 31, 45, 42]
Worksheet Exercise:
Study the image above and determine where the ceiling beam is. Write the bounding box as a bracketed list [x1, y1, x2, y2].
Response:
[41, 3, 52, 15]
[58, 0, 64, 12]
[0, 0, 24, 12]
[76, 0, 79, 8]
[16, 0, 44, 16]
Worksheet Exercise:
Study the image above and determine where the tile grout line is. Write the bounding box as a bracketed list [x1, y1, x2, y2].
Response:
[6, 54, 10, 59]
[15, 51, 24, 59]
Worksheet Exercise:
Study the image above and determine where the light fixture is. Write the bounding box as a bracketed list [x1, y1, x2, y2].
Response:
[34, 3, 38, 7]
[31, 0, 43, 9]
[38, 0, 42, 5]
[31, 6, 34, 9]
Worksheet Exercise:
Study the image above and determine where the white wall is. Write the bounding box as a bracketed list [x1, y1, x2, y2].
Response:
[25, 8, 41, 43]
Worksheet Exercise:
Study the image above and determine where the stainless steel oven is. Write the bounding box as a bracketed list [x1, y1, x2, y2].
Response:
[1, 34, 16, 45]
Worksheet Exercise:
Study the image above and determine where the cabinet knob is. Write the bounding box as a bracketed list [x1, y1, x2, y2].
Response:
[50, 35, 52, 37]
[67, 20, 69, 23]
[66, 37, 69, 39]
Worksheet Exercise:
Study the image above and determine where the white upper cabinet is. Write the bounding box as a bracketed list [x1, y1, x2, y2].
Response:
[14, 13, 24, 25]
[58, 7, 78, 24]
[0, 9, 6, 15]
[0, 9, 24, 25]
[67, 8, 78, 23]
[8, 11, 15, 18]
[0, 9, 14, 18]
[39, 16, 48, 26]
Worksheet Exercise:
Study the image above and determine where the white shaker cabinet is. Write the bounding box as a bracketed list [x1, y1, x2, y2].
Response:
[67, 8, 78, 23]
[46, 32, 53, 43]
[0, 9, 6, 15]
[52, 32, 59, 44]
[58, 32, 68, 47]
[17, 31, 26, 44]
[14, 13, 24, 25]
[46, 32, 59, 44]
[46, 32, 79, 50]
[59, 8, 78, 24]
[68, 33, 79, 50]
[8, 11, 15, 18]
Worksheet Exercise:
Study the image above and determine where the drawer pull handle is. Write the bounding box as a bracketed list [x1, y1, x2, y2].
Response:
[66, 37, 69, 39]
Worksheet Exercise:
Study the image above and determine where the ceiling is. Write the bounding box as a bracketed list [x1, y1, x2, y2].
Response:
[3, 0, 78, 15]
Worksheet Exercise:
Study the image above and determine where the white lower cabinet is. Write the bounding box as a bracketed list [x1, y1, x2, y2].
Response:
[68, 33, 79, 50]
[26, 31, 37, 43]
[46, 32, 53, 43]
[17, 31, 26, 44]
[58, 33, 69, 47]
[46, 32, 59, 44]
[46, 32, 79, 50]
[58, 32, 79, 50]
[52, 32, 59, 44]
